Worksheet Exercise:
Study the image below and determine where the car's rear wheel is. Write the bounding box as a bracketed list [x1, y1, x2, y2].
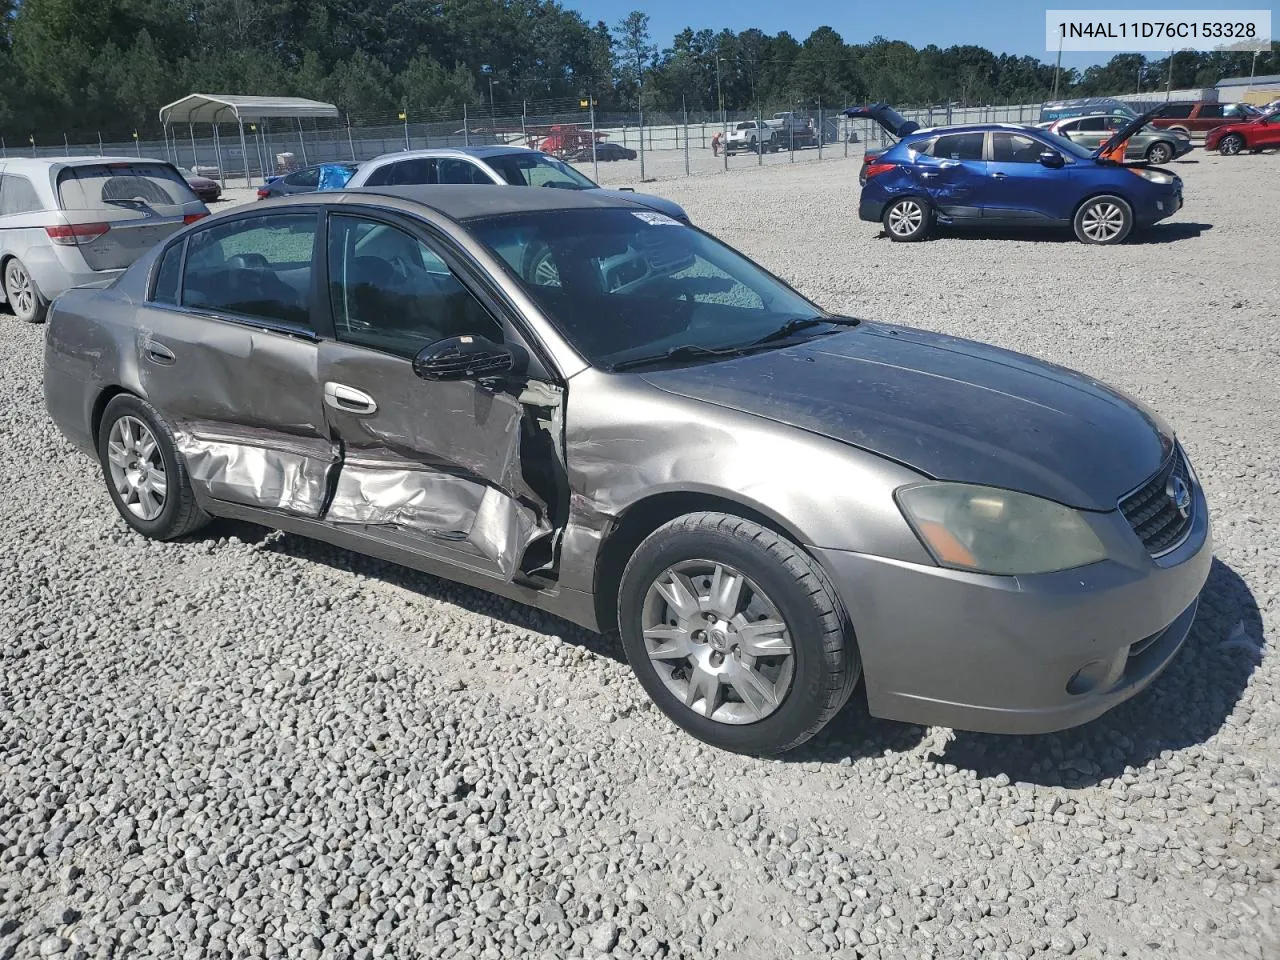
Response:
[3, 258, 47, 324]
[618, 512, 860, 756]
[1073, 195, 1133, 245]
[882, 197, 931, 241]
[1145, 142, 1173, 164]
[97, 394, 209, 541]
[1219, 134, 1245, 156]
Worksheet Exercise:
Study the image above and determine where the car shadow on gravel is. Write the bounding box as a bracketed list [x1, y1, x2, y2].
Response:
[895, 222, 1214, 245]
[211, 519, 629, 665]
[936, 558, 1262, 788]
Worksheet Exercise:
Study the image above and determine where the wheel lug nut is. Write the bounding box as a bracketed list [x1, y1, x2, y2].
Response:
[710, 652, 724, 667]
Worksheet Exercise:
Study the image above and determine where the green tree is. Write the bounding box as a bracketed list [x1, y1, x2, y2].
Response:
[613, 10, 654, 106]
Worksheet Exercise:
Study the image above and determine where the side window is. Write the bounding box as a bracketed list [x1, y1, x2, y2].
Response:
[1075, 116, 1105, 131]
[1222, 104, 1247, 118]
[151, 242, 183, 305]
[1198, 105, 1225, 119]
[285, 167, 321, 188]
[931, 132, 984, 160]
[436, 159, 488, 185]
[1159, 104, 1194, 119]
[364, 159, 435, 187]
[182, 213, 317, 327]
[991, 133, 1046, 163]
[0, 175, 44, 216]
[327, 214, 502, 358]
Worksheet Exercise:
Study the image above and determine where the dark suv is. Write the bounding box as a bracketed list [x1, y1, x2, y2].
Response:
[1148, 102, 1259, 136]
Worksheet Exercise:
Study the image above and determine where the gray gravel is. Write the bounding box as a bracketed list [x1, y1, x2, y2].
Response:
[4, 150, 1280, 959]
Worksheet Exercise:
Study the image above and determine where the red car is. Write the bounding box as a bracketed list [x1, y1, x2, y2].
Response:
[1204, 111, 1280, 155]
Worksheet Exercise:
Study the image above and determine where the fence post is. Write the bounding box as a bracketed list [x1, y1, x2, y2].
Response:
[843, 116, 849, 158]
[683, 99, 690, 176]
[346, 115, 356, 160]
[212, 125, 226, 190]
[97, 132, 103, 157]
[1, 137, 6, 158]
[463, 104, 470, 147]
[521, 101, 527, 146]
[818, 97, 823, 161]
[296, 117, 309, 164]
[590, 96, 599, 184]
[189, 123, 198, 171]
[638, 108, 645, 181]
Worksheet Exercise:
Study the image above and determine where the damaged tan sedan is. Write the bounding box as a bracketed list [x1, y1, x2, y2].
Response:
[45, 187, 1210, 755]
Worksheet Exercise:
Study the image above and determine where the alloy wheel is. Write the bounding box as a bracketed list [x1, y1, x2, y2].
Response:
[4, 262, 34, 319]
[887, 200, 924, 237]
[1147, 143, 1171, 164]
[530, 249, 561, 287]
[106, 416, 168, 521]
[1221, 135, 1244, 156]
[641, 560, 795, 724]
[1079, 202, 1125, 242]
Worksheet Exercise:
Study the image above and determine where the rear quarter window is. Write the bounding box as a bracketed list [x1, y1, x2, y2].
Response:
[151, 242, 184, 305]
[0, 175, 44, 216]
[58, 163, 198, 211]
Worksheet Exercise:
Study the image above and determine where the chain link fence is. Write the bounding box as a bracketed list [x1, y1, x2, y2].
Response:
[0, 94, 1197, 188]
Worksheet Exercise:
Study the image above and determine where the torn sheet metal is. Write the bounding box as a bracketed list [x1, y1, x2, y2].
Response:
[325, 454, 545, 579]
[174, 423, 337, 518]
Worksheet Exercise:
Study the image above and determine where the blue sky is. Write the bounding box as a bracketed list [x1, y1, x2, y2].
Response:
[571, 0, 1264, 71]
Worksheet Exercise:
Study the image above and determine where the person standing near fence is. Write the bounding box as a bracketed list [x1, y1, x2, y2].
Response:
[711, 131, 721, 157]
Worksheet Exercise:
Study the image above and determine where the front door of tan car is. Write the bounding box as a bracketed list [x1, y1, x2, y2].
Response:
[316, 212, 563, 582]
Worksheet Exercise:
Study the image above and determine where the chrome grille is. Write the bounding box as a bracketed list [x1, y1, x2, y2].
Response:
[1118, 448, 1194, 557]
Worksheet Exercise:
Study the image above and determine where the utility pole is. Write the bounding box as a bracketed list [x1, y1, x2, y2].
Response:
[1166, 48, 1174, 100]
[1052, 32, 1063, 100]
[716, 56, 727, 172]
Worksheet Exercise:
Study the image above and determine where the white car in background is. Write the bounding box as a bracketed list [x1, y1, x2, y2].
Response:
[0, 157, 208, 323]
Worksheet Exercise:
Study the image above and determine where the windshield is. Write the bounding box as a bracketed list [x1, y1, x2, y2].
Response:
[1036, 130, 1095, 159]
[466, 208, 831, 369]
[486, 152, 598, 190]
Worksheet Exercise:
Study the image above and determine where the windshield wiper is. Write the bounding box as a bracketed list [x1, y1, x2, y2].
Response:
[610, 343, 746, 372]
[748, 315, 858, 347]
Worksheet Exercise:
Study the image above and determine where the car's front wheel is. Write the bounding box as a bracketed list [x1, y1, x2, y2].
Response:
[1219, 134, 1245, 156]
[882, 197, 932, 241]
[3, 258, 47, 324]
[1073, 195, 1133, 244]
[1145, 142, 1173, 164]
[618, 512, 860, 755]
[97, 394, 210, 540]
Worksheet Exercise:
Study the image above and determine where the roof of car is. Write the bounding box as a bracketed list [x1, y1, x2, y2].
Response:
[903, 122, 1038, 137]
[343, 184, 644, 221]
[0, 155, 171, 171]
[362, 145, 538, 166]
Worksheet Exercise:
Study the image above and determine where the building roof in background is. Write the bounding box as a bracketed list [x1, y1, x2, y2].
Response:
[1216, 74, 1280, 88]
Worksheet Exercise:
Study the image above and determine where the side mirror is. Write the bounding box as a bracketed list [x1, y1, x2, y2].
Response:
[412, 335, 521, 383]
[1038, 150, 1065, 168]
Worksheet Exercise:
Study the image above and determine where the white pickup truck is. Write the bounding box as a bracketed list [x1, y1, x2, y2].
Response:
[724, 121, 780, 155]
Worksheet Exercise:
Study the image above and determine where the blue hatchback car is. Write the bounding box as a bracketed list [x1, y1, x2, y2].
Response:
[847, 105, 1183, 245]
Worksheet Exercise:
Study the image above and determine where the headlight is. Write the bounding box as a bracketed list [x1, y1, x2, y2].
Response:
[1129, 167, 1174, 184]
[896, 483, 1108, 575]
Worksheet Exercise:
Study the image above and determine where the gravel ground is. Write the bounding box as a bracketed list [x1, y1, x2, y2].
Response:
[3, 149, 1279, 960]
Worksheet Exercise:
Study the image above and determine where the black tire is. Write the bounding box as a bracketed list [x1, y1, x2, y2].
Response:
[1145, 141, 1173, 165]
[519, 241, 559, 287]
[1219, 134, 1245, 156]
[881, 196, 932, 242]
[1072, 195, 1133, 245]
[618, 512, 860, 756]
[3, 257, 48, 323]
[96, 394, 210, 541]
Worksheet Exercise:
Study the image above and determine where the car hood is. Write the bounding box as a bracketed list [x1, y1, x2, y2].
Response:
[639, 322, 1173, 510]
[1095, 104, 1168, 159]
[594, 188, 690, 223]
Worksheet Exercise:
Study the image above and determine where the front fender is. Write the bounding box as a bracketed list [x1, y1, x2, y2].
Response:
[556, 369, 934, 597]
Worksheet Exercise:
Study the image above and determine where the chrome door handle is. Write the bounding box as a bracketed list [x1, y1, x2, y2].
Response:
[991, 172, 1008, 179]
[324, 382, 378, 416]
[920, 171, 938, 178]
[142, 339, 175, 365]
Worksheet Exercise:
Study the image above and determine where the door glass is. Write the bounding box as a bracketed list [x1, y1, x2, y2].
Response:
[285, 167, 321, 188]
[1075, 116, 1105, 131]
[931, 133, 984, 160]
[1159, 104, 1194, 119]
[436, 159, 488, 184]
[182, 213, 317, 327]
[151, 242, 183, 304]
[327, 214, 502, 358]
[1199, 105, 1225, 119]
[991, 133, 1044, 163]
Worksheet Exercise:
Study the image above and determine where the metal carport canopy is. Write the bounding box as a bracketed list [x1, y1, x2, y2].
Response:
[158, 94, 339, 125]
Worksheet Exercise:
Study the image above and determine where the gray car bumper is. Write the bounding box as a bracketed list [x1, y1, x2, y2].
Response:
[813, 500, 1212, 734]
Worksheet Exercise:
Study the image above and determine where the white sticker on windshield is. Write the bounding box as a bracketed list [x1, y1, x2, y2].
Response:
[632, 211, 680, 226]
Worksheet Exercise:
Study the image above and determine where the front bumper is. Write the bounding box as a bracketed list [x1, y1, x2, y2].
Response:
[812, 487, 1212, 734]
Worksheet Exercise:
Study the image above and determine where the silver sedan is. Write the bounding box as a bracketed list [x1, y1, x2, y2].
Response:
[42, 186, 1211, 754]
